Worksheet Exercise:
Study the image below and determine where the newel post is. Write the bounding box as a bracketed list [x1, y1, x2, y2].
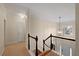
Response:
[28, 33, 30, 50]
[50, 34, 53, 50]
[36, 36, 38, 56]
[43, 40, 45, 51]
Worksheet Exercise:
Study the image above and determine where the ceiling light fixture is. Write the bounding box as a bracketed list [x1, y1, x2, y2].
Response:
[57, 16, 62, 35]
[18, 13, 27, 19]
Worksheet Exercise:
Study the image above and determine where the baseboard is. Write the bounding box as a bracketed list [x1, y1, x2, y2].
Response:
[0, 48, 4, 56]
[5, 41, 25, 47]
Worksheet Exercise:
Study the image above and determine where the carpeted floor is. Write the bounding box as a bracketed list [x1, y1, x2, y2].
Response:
[3, 42, 30, 56]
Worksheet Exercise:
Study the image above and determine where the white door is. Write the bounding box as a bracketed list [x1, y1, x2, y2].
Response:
[5, 6, 28, 45]
[16, 16, 27, 42]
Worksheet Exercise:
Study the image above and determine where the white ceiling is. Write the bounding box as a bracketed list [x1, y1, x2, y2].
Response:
[4, 3, 75, 22]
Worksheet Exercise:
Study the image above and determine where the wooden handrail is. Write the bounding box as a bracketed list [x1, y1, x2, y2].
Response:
[44, 36, 50, 41]
[44, 34, 75, 42]
[51, 35, 75, 41]
[28, 34, 36, 40]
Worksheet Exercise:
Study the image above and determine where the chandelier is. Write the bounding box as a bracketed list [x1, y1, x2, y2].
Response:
[57, 16, 62, 35]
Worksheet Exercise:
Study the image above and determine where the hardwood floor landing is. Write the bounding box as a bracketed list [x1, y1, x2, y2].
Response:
[3, 42, 30, 56]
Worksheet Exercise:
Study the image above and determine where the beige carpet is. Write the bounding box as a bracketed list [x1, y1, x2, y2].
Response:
[3, 42, 30, 56]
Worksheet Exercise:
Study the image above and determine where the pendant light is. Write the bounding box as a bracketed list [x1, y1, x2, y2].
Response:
[57, 16, 62, 35]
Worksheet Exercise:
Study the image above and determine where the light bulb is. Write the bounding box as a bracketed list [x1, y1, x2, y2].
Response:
[58, 31, 62, 34]
[18, 13, 27, 19]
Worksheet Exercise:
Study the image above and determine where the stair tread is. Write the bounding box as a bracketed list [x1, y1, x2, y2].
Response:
[39, 50, 59, 56]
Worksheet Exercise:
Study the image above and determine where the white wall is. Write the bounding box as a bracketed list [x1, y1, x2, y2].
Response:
[0, 4, 6, 55]
[4, 4, 28, 45]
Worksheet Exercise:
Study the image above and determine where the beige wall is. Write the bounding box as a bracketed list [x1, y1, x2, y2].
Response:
[0, 4, 6, 55]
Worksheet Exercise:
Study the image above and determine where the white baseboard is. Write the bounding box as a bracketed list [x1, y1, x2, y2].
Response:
[5, 41, 25, 47]
[0, 48, 4, 56]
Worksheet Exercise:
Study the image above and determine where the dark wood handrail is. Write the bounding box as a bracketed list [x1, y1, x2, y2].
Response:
[44, 36, 50, 41]
[43, 34, 75, 51]
[28, 33, 36, 40]
[44, 34, 75, 42]
[28, 33, 38, 56]
[52, 35, 75, 41]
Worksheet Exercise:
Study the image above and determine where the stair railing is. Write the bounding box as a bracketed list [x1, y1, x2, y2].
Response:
[28, 33, 38, 56]
[43, 34, 75, 55]
[43, 34, 55, 51]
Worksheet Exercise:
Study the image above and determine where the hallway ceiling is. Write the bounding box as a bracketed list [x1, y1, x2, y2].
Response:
[4, 3, 75, 22]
